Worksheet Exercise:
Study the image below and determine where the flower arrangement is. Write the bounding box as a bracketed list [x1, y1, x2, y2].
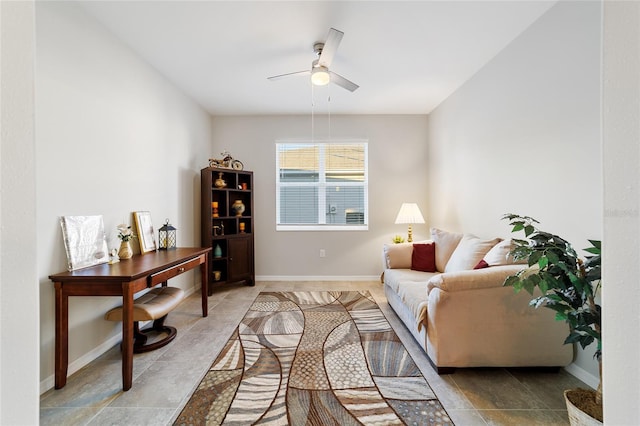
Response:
[117, 224, 135, 242]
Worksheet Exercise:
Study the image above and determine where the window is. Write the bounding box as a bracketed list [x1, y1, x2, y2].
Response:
[276, 141, 368, 231]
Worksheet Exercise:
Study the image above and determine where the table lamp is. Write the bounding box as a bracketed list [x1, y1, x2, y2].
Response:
[394, 203, 425, 242]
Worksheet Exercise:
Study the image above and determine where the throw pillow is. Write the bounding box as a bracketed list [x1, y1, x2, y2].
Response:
[431, 228, 464, 272]
[411, 242, 436, 272]
[482, 239, 527, 266]
[473, 259, 490, 269]
[445, 234, 502, 272]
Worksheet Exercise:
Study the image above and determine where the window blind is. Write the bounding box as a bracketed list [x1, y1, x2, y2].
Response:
[276, 141, 368, 231]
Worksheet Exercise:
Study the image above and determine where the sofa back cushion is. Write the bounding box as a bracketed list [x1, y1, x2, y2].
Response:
[411, 242, 436, 272]
[480, 238, 527, 266]
[431, 228, 463, 272]
[445, 234, 502, 272]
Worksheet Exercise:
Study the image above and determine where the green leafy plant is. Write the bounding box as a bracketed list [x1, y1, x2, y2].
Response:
[502, 214, 602, 413]
[392, 235, 405, 244]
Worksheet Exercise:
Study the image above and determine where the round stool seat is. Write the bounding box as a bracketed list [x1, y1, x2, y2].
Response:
[105, 286, 184, 322]
[105, 286, 184, 353]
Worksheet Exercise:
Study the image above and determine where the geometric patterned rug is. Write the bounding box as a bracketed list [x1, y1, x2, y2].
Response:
[174, 291, 453, 425]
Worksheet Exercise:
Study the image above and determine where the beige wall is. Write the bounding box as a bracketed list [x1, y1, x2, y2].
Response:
[602, 1, 640, 423]
[1, 1, 39, 423]
[427, 1, 602, 384]
[211, 115, 429, 279]
[35, 2, 212, 391]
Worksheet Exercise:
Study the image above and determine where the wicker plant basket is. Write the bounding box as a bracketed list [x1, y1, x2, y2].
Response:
[564, 390, 602, 426]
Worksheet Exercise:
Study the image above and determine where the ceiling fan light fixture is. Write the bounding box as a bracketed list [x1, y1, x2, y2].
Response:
[268, 28, 357, 92]
[311, 66, 330, 86]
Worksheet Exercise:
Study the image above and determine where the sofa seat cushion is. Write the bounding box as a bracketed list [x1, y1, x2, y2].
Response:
[383, 268, 438, 294]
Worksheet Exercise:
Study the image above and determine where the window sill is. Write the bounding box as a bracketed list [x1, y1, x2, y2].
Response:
[276, 225, 368, 232]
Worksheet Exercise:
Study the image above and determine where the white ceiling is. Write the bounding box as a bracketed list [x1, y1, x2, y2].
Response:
[78, 1, 557, 116]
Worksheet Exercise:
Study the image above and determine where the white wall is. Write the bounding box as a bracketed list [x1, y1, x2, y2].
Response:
[602, 1, 640, 424]
[427, 1, 602, 384]
[0, 1, 40, 423]
[36, 2, 212, 391]
[211, 115, 429, 279]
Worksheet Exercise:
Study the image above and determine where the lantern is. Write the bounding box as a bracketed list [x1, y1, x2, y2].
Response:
[158, 219, 176, 250]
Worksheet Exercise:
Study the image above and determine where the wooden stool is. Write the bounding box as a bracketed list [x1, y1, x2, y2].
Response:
[105, 286, 184, 353]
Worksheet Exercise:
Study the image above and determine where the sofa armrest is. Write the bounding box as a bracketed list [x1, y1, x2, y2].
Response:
[383, 240, 432, 269]
[426, 264, 525, 294]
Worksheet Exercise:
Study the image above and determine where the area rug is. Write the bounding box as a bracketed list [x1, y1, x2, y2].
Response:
[174, 291, 453, 425]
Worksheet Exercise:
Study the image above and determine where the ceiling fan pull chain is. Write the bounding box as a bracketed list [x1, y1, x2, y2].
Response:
[311, 83, 315, 143]
[327, 85, 332, 140]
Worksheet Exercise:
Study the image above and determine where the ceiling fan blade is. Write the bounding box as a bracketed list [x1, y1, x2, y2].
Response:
[329, 71, 359, 92]
[267, 70, 310, 81]
[318, 28, 343, 67]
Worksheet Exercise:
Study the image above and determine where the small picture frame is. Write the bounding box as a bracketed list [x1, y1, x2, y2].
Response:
[134, 211, 156, 253]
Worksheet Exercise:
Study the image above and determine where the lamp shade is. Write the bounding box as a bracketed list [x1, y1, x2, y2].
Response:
[394, 203, 425, 224]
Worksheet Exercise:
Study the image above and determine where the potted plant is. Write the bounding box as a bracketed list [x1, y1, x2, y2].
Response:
[392, 235, 405, 244]
[502, 214, 602, 424]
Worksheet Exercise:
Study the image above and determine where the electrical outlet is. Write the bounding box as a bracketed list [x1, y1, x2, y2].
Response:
[319, 249, 326, 258]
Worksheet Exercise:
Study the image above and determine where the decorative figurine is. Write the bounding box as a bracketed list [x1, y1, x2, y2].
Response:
[108, 248, 120, 264]
[209, 150, 244, 170]
[214, 172, 226, 188]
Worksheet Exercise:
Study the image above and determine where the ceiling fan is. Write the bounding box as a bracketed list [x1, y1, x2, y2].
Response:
[267, 28, 359, 92]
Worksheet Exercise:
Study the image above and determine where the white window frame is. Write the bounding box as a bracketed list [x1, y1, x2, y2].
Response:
[276, 140, 369, 231]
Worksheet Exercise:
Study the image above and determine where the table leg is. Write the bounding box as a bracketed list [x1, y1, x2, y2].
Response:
[54, 282, 68, 389]
[201, 254, 208, 317]
[121, 284, 134, 391]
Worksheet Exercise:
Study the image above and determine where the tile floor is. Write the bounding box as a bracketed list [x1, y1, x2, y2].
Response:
[40, 281, 589, 425]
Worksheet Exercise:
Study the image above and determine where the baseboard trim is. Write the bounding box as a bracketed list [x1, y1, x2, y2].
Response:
[40, 332, 123, 395]
[40, 284, 200, 395]
[564, 362, 599, 390]
[255, 275, 380, 282]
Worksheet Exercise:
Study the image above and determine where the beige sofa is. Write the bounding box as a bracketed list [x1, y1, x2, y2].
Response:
[382, 228, 573, 373]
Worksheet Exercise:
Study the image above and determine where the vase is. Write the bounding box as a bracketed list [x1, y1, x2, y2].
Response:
[214, 172, 226, 188]
[231, 200, 245, 217]
[118, 240, 133, 259]
[214, 244, 222, 258]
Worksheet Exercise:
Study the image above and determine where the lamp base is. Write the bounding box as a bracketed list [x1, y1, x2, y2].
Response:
[407, 224, 413, 243]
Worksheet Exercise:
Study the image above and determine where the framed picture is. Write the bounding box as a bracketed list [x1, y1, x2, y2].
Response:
[60, 215, 109, 270]
[134, 211, 156, 253]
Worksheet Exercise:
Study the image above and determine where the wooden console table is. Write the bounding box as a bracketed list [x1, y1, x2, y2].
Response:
[49, 247, 211, 391]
